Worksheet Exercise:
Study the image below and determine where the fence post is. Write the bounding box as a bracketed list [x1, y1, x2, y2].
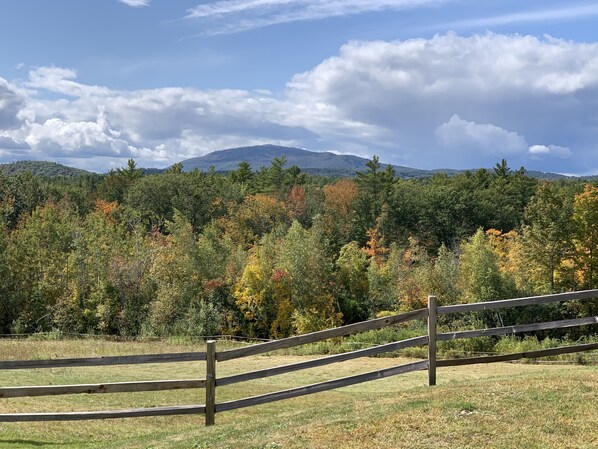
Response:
[205, 340, 216, 426]
[427, 295, 437, 386]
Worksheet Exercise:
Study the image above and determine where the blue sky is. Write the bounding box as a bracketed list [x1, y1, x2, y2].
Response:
[1, 0, 598, 174]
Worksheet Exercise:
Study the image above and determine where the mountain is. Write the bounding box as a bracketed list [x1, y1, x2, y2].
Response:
[178, 144, 572, 179]
[0, 161, 92, 178]
[179, 144, 437, 178]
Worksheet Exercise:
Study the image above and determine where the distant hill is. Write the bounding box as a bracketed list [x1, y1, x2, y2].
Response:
[0, 161, 92, 178]
[0, 148, 579, 180]
[179, 144, 437, 178]
[177, 144, 572, 180]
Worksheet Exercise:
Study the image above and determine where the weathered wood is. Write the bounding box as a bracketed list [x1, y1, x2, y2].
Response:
[436, 343, 598, 367]
[0, 351, 207, 370]
[427, 295, 437, 386]
[215, 360, 428, 412]
[0, 405, 206, 422]
[205, 340, 216, 426]
[217, 336, 429, 386]
[437, 289, 598, 315]
[217, 308, 428, 362]
[0, 379, 205, 399]
[438, 316, 598, 341]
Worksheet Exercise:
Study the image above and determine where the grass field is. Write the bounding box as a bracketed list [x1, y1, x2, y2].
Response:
[0, 339, 597, 449]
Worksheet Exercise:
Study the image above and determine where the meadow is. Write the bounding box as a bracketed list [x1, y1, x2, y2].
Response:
[0, 338, 596, 449]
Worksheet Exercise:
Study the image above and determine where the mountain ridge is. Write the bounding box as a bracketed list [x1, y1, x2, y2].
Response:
[178, 144, 570, 180]
[0, 146, 589, 180]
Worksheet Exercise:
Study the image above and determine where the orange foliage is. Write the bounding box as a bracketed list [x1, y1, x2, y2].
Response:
[323, 179, 357, 216]
[218, 194, 288, 246]
[287, 185, 307, 221]
[94, 200, 119, 224]
[365, 227, 387, 266]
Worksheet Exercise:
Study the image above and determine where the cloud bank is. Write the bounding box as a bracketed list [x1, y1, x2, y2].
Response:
[1, 33, 598, 173]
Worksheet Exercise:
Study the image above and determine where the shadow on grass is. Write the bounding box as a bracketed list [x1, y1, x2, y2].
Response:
[0, 440, 62, 447]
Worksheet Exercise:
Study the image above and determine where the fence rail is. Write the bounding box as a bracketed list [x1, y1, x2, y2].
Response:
[436, 342, 598, 367]
[0, 405, 206, 422]
[0, 379, 205, 399]
[0, 288, 597, 425]
[0, 351, 206, 370]
[216, 308, 428, 361]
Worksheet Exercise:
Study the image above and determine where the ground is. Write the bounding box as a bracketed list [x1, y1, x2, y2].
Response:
[0, 339, 596, 449]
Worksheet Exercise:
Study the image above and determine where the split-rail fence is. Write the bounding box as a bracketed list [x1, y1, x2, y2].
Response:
[0, 289, 597, 425]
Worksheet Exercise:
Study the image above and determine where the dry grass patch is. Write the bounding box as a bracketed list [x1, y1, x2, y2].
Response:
[0, 340, 596, 449]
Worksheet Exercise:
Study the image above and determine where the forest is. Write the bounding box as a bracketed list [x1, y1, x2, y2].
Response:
[0, 157, 596, 342]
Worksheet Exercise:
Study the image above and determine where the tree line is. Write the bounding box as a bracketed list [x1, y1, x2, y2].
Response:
[0, 157, 596, 339]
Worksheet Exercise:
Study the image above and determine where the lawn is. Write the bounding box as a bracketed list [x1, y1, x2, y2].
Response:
[0, 339, 596, 449]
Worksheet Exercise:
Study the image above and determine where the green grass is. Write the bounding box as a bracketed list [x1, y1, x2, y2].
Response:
[0, 339, 597, 449]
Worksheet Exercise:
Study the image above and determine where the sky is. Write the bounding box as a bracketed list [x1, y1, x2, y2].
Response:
[1, 1, 598, 174]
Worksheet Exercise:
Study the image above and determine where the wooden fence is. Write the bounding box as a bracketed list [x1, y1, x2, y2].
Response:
[1, 290, 597, 425]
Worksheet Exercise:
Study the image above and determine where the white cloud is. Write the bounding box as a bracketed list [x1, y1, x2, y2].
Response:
[28, 67, 111, 97]
[528, 144, 572, 160]
[2, 33, 598, 173]
[186, 0, 454, 34]
[119, 0, 150, 7]
[284, 33, 598, 170]
[435, 115, 528, 155]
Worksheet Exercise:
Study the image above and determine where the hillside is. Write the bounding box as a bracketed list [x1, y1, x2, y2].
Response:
[177, 144, 571, 179]
[0, 161, 92, 178]
[179, 144, 434, 178]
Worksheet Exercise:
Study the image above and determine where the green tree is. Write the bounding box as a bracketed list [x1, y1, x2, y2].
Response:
[230, 161, 254, 185]
[354, 156, 395, 242]
[460, 229, 509, 303]
[571, 184, 598, 289]
[522, 182, 574, 292]
[493, 159, 511, 179]
[268, 156, 288, 197]
[145, 211, 221, 336]
[99, 159, 143, 203]
[166, 162, 184, 174]
[429, 244, 461, 305]
[0, 221, 9, 330]
[7, 202, 80, 333]
[336, 242, 370, 322]
[277, 221, 340, 332]
[233, 232, 280, 337]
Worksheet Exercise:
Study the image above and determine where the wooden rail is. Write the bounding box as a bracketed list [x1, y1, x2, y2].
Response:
[437, 289, 598, 315]
[437, 316, 598, 341]
[0, 379, 204, 398]
[0, 289, 596, 425]
[217, 336, 428, 387]
[216, 308, 428, 361]
[0, 405, 206, 422]
[216, 360, 429, 412]
[437, 343, 598, 367]
[0, 351, 206, 370]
